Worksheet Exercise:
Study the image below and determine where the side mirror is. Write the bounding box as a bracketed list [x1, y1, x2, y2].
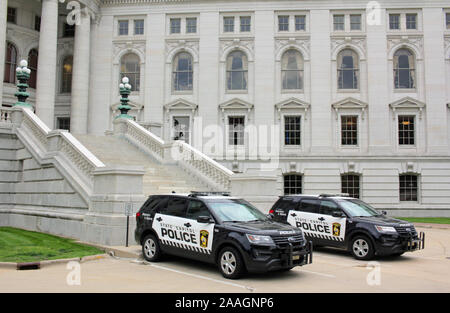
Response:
[197, 216, 213, 224]
[332, 211, 345, 218]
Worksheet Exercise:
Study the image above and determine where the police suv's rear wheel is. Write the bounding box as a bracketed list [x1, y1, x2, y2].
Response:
[350, 235, 375, 260]
[218, 247, 245, 279]
[142, 234, 161, 262]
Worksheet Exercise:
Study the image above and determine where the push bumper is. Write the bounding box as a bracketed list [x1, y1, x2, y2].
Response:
[376, 232, 425, 255]
[245, 241, 313, 273]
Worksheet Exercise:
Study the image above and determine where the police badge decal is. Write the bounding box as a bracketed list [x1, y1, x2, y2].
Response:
[200, 230, 209, 248]
[332, 223, 341, 237]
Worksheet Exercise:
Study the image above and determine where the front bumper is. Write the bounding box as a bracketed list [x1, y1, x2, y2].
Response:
[376, 231, 425, 255]
[244, 241, 313, 273]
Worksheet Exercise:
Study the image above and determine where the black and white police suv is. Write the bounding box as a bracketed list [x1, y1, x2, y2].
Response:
[135, 192, 313, 279]
[269, 194, 425, 260]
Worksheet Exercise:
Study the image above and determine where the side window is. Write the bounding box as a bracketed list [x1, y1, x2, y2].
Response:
[186, 200, 211, 220]
[142, 196, 160, 213]
[299, 199, 320, 213]
[273, 199, 294, 212]
[319, 200, 339, 215]
[161, 197, 187, 217]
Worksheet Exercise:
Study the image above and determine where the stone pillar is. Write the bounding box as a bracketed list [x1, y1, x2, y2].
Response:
[70, 11, 91, 134]
[0, 0, 7, 107]
[35, 0, 58, 129]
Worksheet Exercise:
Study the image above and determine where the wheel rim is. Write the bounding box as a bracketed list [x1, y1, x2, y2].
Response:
[144, 238, 156, 258]
[353, 239, 369, 257]
[220, 251, 237, 275]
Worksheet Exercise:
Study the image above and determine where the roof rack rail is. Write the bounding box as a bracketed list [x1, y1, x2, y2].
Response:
[319, 193, 350, 198]
[189, 191, 231, 197]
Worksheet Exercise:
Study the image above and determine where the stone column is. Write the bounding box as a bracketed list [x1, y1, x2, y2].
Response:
[35, 0, 59, 129]
[0, 0, 7, 107]
[70, 11, 91, 134]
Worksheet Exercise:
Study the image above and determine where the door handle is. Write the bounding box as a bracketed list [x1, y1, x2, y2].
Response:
[184, 223, 191, 228]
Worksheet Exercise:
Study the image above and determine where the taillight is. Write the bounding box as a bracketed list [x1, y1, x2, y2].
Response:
[136, 212, 141, 221]
[269, 209, 275, 214]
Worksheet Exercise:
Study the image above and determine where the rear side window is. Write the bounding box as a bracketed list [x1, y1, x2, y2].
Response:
[299, 199, 320, 213]
[319, 200, 339, 215]
[142, 196, 161, 213]
[160, 197, 187, 217]
[273, 199, 296, 212]
[186, 200, 211, 220]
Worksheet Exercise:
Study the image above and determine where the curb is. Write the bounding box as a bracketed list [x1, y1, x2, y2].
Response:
[0, 254, 108, 270]
[414, 223, 450, 230]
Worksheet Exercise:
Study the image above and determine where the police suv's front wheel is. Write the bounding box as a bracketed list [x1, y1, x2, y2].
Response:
[218, 247, 245, 279]
[350, 235, 375, 260]
[142, 234, 162, 262]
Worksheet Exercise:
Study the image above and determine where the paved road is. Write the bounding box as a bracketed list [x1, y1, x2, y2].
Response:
[0, 226, 449, 293]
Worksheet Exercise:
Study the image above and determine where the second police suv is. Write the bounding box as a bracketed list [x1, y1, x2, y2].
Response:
[269, 194, 425, 260]
[135, 192, 312, 279]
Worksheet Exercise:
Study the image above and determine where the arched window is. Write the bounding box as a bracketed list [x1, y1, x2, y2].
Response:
[394, 48, 415, 89]
[172, 52, 193, 92]
[120, 53, 140, 92]
[61, 56, 73, 93]
[4, 42, 18, 84]
[28, 49, 38, 89]
[226, 50, 248, 91]
[337, 49, 359, 89]
[281, 49, 304, 90]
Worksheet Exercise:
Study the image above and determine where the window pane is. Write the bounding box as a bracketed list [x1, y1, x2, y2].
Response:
[170, 18, 181, 34]
[35, 16, 41, 32]
[341, 116, 358, 145]
[57, 117, 71, 131]
[224, 17, 234, 32]
[350, 14, 361, 30]
[240, 16, 251, 32]
[186, 201, 211, 219]
[61, 56, 73, 93]
[300, 199, 320, 213]
[398, 115, 415, 145]
[173, 52, 193, 91]
[406, 14, 417, 29]
[134, 20, 144, 35]
[281, 50, 303, 90]
[334, 15, 344, 31]
[7, 7, 16, 24]
[284, 175, 302, 195]
[341, 175, 360, 198]
[172, 116, 190, 143]
[118, 20, 128, 36]
[278, 15, 289, 31]
[4, 42, 17, 83]
[186, 18, 197, 33]
[399, 175, 418, 201]
[164, 198, 188, 217]
[295, 15, 306, 31]
[64, 23, 75, 37]
[227, 51, 248, 90]
[338, 49, 359, 89]
[284, 116, 301, 146]
[120, 53, 140, 91]
[28, 49, 38, 89]
[394, 49, 415, 89]
[389, 14, 400, 29]
[228, 116, 245, 146]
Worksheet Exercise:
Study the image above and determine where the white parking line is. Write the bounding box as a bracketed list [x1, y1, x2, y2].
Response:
[299, 269, 336, 278]
[145, 262, 256, 292]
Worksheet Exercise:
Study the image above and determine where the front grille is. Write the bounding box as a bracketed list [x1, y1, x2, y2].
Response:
[395, 225, 418, 238]
[272, 234, 304, 247]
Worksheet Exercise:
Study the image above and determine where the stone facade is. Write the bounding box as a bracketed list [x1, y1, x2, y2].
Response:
[1, 0, 450, 216]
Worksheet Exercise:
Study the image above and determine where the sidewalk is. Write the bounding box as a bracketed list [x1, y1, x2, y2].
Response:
[414, 222, 450, 230]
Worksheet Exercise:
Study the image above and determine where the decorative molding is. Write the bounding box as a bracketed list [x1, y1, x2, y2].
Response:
[331, 36, 366, 60]
[112, 41, 146, 64]
[275, 97, 310, 120]
[165, 39, 199, 62]
[164, 98, 198, 113]
[389, 96, 426, 119]
[219, 98, 254, 112]
[220, 38, 255, 61]
[387, 35, 423, 59]
[275, 37, 310, 61]
[331, 97, 368, 120]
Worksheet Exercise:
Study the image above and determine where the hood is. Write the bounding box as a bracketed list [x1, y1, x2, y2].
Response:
[352, 215, 412, 226]
[224, 220, 301, 236]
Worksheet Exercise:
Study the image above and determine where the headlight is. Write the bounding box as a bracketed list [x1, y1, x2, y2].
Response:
[375, 225, 397, 234]
[246, 234, 274, 245]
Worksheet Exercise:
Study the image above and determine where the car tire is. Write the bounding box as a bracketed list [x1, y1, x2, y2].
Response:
[142, 234, 162, 262]
[350, 235, 375, 260]
[218, 246, 245, 279]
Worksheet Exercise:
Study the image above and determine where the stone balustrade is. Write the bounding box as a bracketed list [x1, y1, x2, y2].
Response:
[0, 107, 11, 123]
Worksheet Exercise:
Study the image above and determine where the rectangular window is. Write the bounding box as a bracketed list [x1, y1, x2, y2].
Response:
[64, 23, 75, 37]
[295, 15, 306, 31]
[163, 197, 188, 217]
[228, 116, 245, 146]
[118, 20, 129, 36]
[7, 7, 16, 24]
[278, 15, 289, 31]
[172, 116, 190, 143]
[398, 115, 415, 145]
[224, 17, 235, 32]
[240, 16, 251, 32]
[186, 18, 197, 33]
[333, 15, 345, 31]
[447, 13, 450, 30]
[57, 117, 71, 131]
[299, 199, 320, 213]
[284, 175, 302, 195]
[399, 175, 418, 201]
[170, 18, 181, 34]
[284, 116, 301, 146]
[341, 116, 358, 146]
[350, 14, 361, 30]
[406, 14, 417, 29]
[35, 16, 41, 32]
[341, 174, 360, 199]
[389, 14, 400, 30]
[134, 20, 144, 35]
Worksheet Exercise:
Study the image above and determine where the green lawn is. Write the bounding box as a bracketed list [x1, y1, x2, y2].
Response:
[395, 217, 450, 225]
[0, 227, 103, 263]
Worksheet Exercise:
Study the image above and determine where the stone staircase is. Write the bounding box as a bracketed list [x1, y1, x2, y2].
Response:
[75, 134, 211, 196]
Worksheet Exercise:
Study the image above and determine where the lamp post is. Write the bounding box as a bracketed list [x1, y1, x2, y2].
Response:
[14, 60, 32, 108]
[116, 77, 133, 120]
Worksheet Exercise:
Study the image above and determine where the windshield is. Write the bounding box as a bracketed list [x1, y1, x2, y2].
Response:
[336, 199, 380, 217]
[206, 199, 268, 223]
